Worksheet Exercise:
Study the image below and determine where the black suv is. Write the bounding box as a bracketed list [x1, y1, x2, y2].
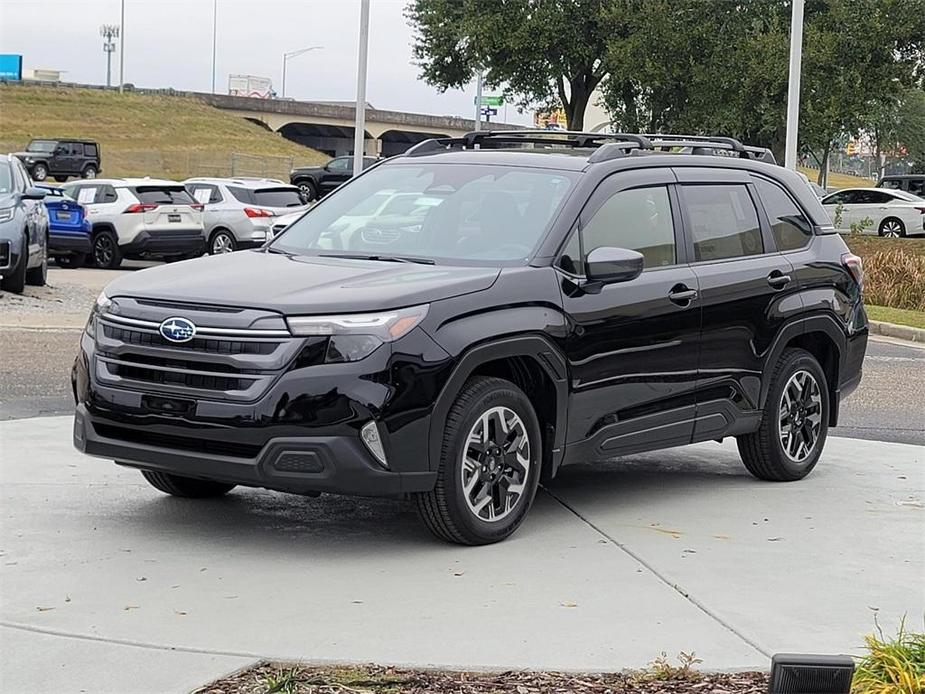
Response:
[72, 131, 868, 545]
[13, 139, 101, 182]
[290, 155, 378, 202]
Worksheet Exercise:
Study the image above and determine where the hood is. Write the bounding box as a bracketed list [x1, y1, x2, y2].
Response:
[12, 151, 51, 161]
[104, 250, 500, 314]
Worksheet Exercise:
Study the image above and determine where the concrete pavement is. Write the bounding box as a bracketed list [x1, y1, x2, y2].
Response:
[1, 416, 921, 693]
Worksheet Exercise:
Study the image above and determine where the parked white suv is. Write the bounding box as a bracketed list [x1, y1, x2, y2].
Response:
[62, 178, 204, 268]
[183, 178, 308, 254]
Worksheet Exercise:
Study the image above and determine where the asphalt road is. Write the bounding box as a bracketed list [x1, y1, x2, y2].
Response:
[1, 326, 922, 445]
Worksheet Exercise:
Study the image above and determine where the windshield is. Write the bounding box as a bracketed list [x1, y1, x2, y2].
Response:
[26, 140, 58, 153]
[0, 162, 11, 194]
[271, 163, 577, 264]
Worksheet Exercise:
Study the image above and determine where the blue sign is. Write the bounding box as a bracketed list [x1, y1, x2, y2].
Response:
[0, 54, 23, 81]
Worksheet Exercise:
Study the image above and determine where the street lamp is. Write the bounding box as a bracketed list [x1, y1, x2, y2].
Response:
[100, 24, 120, 88]
[784, 0, 805, 170]
[353, 0, 370, 176]
[118, 0, 125, 93]
[281, 46, 323, 99]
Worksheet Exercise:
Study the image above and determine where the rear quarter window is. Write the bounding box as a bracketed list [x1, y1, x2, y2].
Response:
[753, 177, 813, 251]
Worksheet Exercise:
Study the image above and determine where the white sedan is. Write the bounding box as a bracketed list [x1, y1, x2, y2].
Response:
[821, 187, 925, 237]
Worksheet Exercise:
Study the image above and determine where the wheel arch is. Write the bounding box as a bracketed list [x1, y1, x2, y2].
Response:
[428, 335, 569, 480]
[761, 315, 847, 426]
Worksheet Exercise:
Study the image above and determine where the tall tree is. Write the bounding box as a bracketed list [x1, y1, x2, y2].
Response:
[406, 0, 616, 130]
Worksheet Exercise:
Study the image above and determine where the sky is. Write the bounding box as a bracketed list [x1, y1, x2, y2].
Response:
[0, 0, 532, 124]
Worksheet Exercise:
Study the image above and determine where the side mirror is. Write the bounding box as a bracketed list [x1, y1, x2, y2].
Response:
[22, 187, 48, 200]
[586, 246, 644, 284]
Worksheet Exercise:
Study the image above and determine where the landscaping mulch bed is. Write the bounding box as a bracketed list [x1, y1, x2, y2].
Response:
[197, 662, 770, 694]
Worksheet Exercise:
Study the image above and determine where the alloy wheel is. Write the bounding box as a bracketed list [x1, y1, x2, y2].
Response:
[211, 232, 234, 254]
[881, 220, 903, 238]
[94, 235, 114, 266]
[778, 370, 823, 463]
[460, 406, 531, 523]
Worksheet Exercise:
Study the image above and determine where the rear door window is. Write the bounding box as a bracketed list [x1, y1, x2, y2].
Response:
[252, 188, 304, 208]
[132, 186, 196, 205]
[682, 184, 763, 261]
[753, 178, 813, 251]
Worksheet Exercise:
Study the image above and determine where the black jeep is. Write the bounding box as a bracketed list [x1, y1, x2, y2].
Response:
[13, 139, 101, 182]
[72, 131, 867, 545]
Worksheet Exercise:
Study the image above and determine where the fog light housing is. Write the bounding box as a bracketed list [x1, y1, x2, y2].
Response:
[769, 653, 854, 693]
[360, 421, 388, 469]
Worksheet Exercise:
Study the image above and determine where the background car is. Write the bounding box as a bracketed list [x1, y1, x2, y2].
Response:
[36, 184, 92, 268]
[61, 178, 204, 268]
[289, 155, 378, 202]
[184, 178, 308, 254]
[820, 187, 925, 237]
[877, 173, 925, 197]
[12, 139, 101, 182]
[0, 154, 49, 292]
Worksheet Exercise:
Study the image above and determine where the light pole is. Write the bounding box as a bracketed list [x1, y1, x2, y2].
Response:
[784, 0, 805, 170]
[353, 0, 370, 175]
[118, 0, 125, 93]
[100, 24, 119, 88]
[474, 71, 484, 131]
[211, 0, 218, 94]
[281, 46, 323, 99]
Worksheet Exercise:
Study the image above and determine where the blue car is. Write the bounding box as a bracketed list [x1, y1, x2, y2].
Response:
[37, 184, 92, 268]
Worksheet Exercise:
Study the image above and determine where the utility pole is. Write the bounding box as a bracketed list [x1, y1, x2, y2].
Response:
[100, 25, 119, 88]
[118, 0, 125, 93]
[211, 0, 217, 94]
[784, 0, 805, 170]
[474, 71, 483, 131]
[352, 0, 370, 176]
[281, 46, 323, 99]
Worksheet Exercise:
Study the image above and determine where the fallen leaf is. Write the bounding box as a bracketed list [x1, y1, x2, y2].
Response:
[560, 601, 578, 608]
[767, 537, 783, 542]
[351, 600, 364, 604]
[174, 610, 188, 616]
[123, 605, 140, 611]
[35, 606, 55, 612]
[136, 577, 147, 582]
[64, 595, 71, 603]
[453, 571, 465, 577]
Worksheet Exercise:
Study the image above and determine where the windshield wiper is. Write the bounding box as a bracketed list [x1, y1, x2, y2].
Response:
[319, 253, 435, 265]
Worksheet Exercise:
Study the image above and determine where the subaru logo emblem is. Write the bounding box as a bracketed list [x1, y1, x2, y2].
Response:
[159, 317, 196, 343]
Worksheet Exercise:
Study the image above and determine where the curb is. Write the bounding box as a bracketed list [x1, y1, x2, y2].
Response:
[869, 320, 925, 344]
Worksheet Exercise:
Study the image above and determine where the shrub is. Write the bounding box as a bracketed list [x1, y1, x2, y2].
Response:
[862, 249, 925, 312]
[853, 619, 925, 694]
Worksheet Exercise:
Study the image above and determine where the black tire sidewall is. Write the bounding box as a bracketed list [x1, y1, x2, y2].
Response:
[441, 381, 542, 543]
[765, 351, 830, 478]
[1, 237, 27, 293]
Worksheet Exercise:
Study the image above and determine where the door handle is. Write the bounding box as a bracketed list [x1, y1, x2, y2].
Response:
[767, 271, 792, 288]
[668, 284, 698, 305]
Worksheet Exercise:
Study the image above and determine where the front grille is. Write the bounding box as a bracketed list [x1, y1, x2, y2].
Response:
[103, 361, 254, 392]
[0, 241, 9, 269]
[103, 325, 279, 355]
[93, 423, 263, 458]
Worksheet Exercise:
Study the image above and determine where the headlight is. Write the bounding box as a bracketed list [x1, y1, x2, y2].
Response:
[0, 207, 13, 223]
[287, 304, 429, 362]
[84, 291, 111, 338]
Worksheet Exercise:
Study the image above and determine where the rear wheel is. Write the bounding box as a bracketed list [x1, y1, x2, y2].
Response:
[296, 180, 317, 202]
[414, 376, 541, 545]
[53, 176, 68, 183]
[141, 470, 235, 498]
[56, 253, 86, 269]
[92, 231, 122, 269]
[878, 217, 906, 238]
[209, 229, 236, 254]
[82, 165, 98, 179]
[737, 348, 829, 481]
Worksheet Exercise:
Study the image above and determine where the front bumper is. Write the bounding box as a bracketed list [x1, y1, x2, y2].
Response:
[73, 404, 435, 495]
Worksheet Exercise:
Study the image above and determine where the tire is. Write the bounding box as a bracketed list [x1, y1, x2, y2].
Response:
[25, 240, 47, 286]
[878, 217, 906, 238]
[737, 348, 829, 482]
[92, 230, 122, 269]
[296, 180, 317, 202]
[413, 376, 542, 545]
[0, 237, 27, 293]
[141, 470, 235, 498]
[82, 165, 98, 179]
[53, 176, 68, 183]
[31, 163, 48, 181]
[56, 253, 86, 269]
[209, 229, 236, 255]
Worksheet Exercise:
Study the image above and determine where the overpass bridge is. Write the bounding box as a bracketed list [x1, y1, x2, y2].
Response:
[199, 93, 521, 157]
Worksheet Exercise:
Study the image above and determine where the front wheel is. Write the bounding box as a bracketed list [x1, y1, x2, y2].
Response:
[25, 242, 47, 286]
[31, 163, 48, 181]
[0, 237, 27, 293]
[414, 376, 542, 545]
[141, 470, 236, 498]
[737, 348, 829, 481]
[56, 253, 86, 269]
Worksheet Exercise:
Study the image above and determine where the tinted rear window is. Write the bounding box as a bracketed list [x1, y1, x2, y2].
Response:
[132, 186, 196, 205]
[252, 188, 304, 208]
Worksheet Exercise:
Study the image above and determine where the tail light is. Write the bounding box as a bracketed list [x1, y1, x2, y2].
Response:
[914, 206, 925, 214]
[841, 252, 863, 289]
[123, 203, 158, 214]
[244, 207, 274, 218]
[190, 203, 204, 211]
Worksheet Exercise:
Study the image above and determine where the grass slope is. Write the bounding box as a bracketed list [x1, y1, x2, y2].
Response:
[798, 166, 876, 189]
[0, 84, 325, 180]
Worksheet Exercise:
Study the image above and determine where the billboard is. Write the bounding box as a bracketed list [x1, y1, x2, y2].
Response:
[228, 74, 273, 99]
[0, 54, 23, 81]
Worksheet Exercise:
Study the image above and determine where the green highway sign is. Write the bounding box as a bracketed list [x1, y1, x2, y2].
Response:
[476, 95, 504, 106]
